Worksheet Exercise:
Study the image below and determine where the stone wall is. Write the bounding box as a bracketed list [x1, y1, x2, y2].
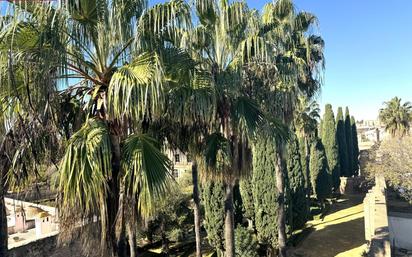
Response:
[8, 235, 87, 257]
[364, 176, 391, 257]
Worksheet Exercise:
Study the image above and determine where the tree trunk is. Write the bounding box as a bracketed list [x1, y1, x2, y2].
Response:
[161, 218, 169, 256]
[126, 221, 136, 257]
[191, 161, 202, 257]
[275, 143, 287, 257]
[0, 180, 7, 257]
[108, 131, 122, 257]
[224, 183, 235, 257]
[1, 140, 9, 257]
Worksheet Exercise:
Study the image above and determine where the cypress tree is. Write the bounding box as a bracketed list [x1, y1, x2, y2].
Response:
[321, 104, 341, 190]
[233, 184, 243, 226]
[252, 137, 278, 249]
[318, 119, 324, 139]
[235, 226, 259, 257]
[336, 107, 349, 176]
[299, 136, 310, 193]
[344, 107, 354, 176]
[286, 132, 308, 230]
[351, 116, 360, 175]
[309, 138, 331, 202]
[239, 178, 255, 229]
[202, 181, 225, 254]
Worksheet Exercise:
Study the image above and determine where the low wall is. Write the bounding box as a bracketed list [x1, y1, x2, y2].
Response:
[5, 198, 57, 216]
[8, 235, 88, 257]
[340, 176, 365, 195]
[364, 176, 391, 257]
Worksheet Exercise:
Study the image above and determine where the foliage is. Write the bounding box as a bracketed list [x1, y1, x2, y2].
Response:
[295, 99, 321, 139]
[366, 136, 412, 202]
[252, 137, 278, 248]
[351, 116, 360, 175]
[235, 226, 259, 257]
[202, 181, 225, 254]
[379, 97, 412, 138]
[1, 0, 190, 255]
[137, 177, 193, 246]
[295, 99, 321, 194]
[321, 104, 341, 190]
[336, 107, 349, 177]
[286, 132, 308, 230]
[0, 0, 327, 255]
[239, 177, 255, 227]
[233, 183, 244, 226]
[344, 107, 354, 176]
[299, 136, 310, 192]
[309, 138, 331, 201]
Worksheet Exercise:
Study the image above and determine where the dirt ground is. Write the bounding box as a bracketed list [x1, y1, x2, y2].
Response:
[292, 194, 367, 257]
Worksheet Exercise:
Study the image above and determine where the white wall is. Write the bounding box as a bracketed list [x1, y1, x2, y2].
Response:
[389, 212, 412, 250]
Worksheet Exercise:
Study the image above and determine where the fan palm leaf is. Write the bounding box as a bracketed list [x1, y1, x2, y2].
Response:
[59, 118, 111, 212]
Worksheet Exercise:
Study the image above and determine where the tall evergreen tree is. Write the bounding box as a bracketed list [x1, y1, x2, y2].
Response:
[286, 132, 308, 230]
[309, 139, 332, 202]
[299, 136, 311, 194]
[252, 137, 278, 252]
[345, 107, 354, 176]
[321, 104, 341, 190]
[239, 178, 255, 229]
[319, 119, 324, 139]
[351, 116, 360, 175]
[202, 181, 225, 254]
[336, 107, 350, 176]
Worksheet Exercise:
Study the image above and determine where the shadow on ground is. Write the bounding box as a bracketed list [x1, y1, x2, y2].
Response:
[293, 217, 365, 257]
[292, 194, 366, 257]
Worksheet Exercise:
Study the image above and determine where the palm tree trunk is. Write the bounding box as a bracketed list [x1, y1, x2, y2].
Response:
[0, 181, 7, 257]
[224, 182, 235, 257]
[161, 218, 169, 256]
[191, 160, 202, 257]
[275, 143, 287, 257]
[126, 221, 136, 257]
[108, 131, 122, 257]
[1, 140, 9, 257]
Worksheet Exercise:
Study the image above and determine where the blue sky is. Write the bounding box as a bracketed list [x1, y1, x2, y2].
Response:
[2, 1, 411, 120]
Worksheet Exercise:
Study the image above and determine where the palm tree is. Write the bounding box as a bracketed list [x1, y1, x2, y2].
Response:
[379, 97, 412, 138]
[187, 1, 270, 255]
[295, 98, 321, 192]
[0, 7, 70, 254]
[248, 1, 324, 255]
[246, 1, 324, 254]
[1, 1, 192, 256]
[162, 84, 216, 257]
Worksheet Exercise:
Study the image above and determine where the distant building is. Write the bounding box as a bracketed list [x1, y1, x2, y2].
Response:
[5, 198, 59, 244]
[164, 147, 192, 178]
[356, 119, 387, 143]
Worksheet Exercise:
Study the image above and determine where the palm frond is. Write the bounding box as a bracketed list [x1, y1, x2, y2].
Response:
[195, 0, 217, 27]
[232, 96, 264, 137]
[122, 133, 173, 217]
[108, 52, 164, 121]
[59, 118, 111, 213]
[137, 0, 191, 50]
[203, 132, 231, 174]
[294, 12, 317, 32]
[166, 69, 216, 126]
